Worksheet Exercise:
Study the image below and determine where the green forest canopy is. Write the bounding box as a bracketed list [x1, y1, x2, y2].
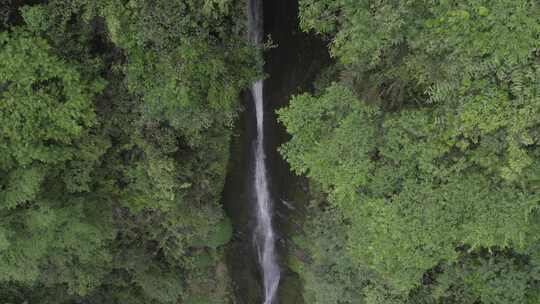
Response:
[279, 0, 540, 303]
[0, 0, 257, 303]
[2, 0, 540, 304]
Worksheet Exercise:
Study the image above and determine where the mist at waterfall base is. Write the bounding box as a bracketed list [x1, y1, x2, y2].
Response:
[248, 0, 281, 303]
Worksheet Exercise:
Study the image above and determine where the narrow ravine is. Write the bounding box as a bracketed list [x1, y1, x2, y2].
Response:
[222, 0, 330, 302]
[248, 0, 281, 303]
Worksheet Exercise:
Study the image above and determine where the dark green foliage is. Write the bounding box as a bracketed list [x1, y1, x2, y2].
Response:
[0, 0, 255, 302]
[288, 202, 367, 304]
[101, 0, 257, 145]
[433, 254, 535, 304]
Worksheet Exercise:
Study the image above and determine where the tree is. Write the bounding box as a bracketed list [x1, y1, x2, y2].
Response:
[0, 0, 258, 302]
[280, 0, 540, 302]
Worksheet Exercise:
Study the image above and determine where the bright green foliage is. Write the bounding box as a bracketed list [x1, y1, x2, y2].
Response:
[0, 11, 113, 298]
[0, 29, 103, 170]
[281, 0, 540, 302]
[0, 193, 114, 296]
[279, 84, 379, 202]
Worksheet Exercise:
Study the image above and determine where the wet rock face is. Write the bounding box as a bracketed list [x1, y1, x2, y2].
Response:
[262, 0, 330, 213]
[222, 0, 330, 303]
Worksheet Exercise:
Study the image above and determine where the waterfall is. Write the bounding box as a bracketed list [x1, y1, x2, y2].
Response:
[248, 0, 281, 303]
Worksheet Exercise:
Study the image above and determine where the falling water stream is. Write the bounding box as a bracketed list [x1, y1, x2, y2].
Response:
[248, 0, 281, 303]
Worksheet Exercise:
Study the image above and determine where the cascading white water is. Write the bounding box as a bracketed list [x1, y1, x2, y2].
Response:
[248, 0, 280, 303]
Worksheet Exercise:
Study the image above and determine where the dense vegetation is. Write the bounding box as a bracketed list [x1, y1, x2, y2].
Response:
[280, 0, 540, 303]
[0, 0, 257, 303]
[3, 0, 540, 303]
